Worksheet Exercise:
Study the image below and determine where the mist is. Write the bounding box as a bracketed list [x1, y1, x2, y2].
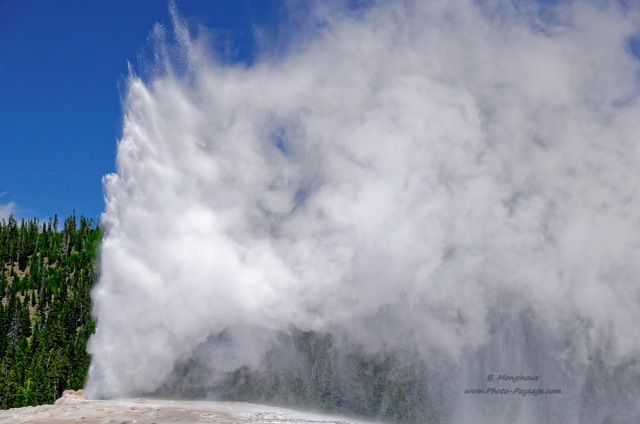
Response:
[0, 202, 15, 222]
[86, 0, 640, 422]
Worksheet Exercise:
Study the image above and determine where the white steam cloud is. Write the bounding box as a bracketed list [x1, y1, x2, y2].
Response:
[0, 200, 16, 222]
[87, 0, 640, 422]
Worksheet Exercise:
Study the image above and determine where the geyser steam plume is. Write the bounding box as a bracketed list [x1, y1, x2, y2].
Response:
[87, 0, 640, 422]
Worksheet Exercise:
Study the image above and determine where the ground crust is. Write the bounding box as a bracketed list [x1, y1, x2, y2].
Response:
[0, 391, 373, 424]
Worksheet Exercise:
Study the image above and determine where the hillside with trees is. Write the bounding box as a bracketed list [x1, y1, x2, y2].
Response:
[0, 213, 100, 408]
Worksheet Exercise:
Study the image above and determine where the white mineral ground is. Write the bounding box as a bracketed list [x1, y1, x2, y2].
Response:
[0, 390, 376, 424]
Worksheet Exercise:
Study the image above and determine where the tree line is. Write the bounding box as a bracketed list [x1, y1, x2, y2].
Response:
[0, 213, 100, 408]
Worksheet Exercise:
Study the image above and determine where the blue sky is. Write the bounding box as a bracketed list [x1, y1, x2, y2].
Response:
[0, 0, 283, 221]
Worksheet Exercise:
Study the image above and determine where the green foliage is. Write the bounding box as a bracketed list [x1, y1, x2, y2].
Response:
[217, 329, 443, 424]
[0, 214, 100, 409]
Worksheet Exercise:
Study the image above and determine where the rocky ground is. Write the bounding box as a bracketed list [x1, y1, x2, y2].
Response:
[0, 390, 376, 424]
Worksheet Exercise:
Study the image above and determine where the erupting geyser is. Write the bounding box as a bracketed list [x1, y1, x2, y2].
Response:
[86, 1, 640, 422]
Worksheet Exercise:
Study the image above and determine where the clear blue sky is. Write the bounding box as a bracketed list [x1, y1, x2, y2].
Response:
[0, 0, 283, 221]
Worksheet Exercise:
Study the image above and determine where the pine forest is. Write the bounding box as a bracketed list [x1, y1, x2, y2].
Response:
[0, 213, 100, 408]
